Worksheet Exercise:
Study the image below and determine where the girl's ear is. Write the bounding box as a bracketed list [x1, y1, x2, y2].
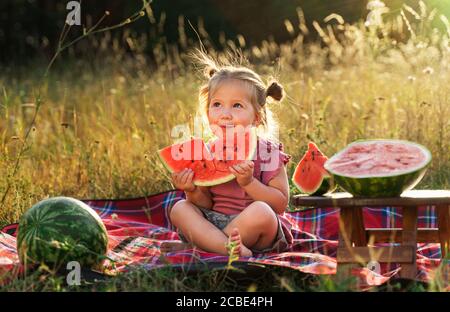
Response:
[253, 113, 261, 126]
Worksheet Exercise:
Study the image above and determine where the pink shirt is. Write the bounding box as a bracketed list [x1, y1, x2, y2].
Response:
[209, 138, 291, 215]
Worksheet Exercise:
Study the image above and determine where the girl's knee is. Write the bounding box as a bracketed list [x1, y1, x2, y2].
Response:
[169, 200, 185, 218]
[247, 201, 278, 227]
[170, 200, 201, 219]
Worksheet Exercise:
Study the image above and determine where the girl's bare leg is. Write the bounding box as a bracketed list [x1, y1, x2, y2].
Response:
[162, 199, 238, 255]
[223, 201, 279, 251]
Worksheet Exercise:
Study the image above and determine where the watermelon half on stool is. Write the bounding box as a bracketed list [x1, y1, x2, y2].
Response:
[17, 197, 108, 269]
[292, 142, 336, 195]
[158, 128, 257, 186]
[324, 139, 432, 197]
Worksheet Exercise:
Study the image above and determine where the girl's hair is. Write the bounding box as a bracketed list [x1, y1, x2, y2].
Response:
[194, 51, 284, 141]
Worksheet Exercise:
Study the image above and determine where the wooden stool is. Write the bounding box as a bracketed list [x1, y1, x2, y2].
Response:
[291, 190, 450, 280]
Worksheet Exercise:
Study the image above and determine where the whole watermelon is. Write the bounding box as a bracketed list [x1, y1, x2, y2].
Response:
[17, 197, 108, 269]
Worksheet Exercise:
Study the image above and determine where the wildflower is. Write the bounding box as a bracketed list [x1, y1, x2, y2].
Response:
[423, 66, 434, 75]
[407, 75, 416, 82]
[247, 283, 258, 292]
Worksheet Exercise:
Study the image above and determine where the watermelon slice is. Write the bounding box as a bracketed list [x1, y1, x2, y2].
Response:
[158, 128, 257, 186]
[324, 139, 432, 197]
[292, 142, 336, 195]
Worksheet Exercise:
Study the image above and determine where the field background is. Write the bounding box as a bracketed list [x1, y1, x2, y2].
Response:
[0, 0, 449, 291]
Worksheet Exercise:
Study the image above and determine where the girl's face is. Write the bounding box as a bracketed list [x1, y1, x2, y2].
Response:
[207, 79, 258, 133]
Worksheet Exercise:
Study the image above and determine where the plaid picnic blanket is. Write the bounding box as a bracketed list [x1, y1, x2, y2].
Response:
[1, 190, 448, 288]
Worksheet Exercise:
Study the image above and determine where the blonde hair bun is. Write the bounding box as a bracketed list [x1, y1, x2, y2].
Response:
[204, 66, 217, 78]
[266, 81, 284, 101]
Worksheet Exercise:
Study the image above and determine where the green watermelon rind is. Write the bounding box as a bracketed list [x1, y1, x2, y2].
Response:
[310, 176, 338, 196]
[16, 197, 108, 269]
[324, 139, 432, 197]
[292, 175, 337, 196]
[157, 128, 258, 187]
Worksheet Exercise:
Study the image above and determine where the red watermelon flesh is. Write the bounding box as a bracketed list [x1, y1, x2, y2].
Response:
[323, 139, 432, 197]
[292, 142, 334, 195]
[326, 141, 428, 177]
[158, 128, 257, 186]
[210, 129, 256, 172]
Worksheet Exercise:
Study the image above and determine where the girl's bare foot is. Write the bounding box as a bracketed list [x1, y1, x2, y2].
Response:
[160, 241, 193, 253]
[228, 228, 253, 257]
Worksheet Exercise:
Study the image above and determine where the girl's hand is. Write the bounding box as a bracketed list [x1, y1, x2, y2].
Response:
[172, 169, 196, 192]
[229, 160, 254, 187]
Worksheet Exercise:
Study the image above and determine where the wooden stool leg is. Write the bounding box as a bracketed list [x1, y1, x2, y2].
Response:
[436, 204, 450, 259]
[336, 207, 355, 280]
[401, 206, 418, 279]
[352, 207, 367, 246]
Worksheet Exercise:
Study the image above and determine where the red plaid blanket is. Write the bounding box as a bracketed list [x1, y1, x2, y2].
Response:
[1, 190, 448, 288]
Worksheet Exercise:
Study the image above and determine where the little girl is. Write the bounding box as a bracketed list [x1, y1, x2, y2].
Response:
[163, 53, 293, 257]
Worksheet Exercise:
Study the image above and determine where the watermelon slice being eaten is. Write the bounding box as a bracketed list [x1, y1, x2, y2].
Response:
[292, 142, 336, 195]
[158, 128, 257, 186]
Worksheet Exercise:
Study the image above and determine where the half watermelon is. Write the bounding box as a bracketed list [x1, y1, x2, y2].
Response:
[324, 139, 432, 197]
[292, 142, 336, 195]
[158, 128, 257, 186]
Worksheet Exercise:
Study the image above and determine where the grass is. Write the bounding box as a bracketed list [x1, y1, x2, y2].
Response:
[0, 1, 449, 291]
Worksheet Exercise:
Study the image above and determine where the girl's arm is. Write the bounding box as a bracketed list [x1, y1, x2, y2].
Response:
[185, 186, 213, 209]
[232, 162, 289, 214]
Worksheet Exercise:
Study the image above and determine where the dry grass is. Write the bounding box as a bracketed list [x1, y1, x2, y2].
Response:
[0, 1, 449, 291]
